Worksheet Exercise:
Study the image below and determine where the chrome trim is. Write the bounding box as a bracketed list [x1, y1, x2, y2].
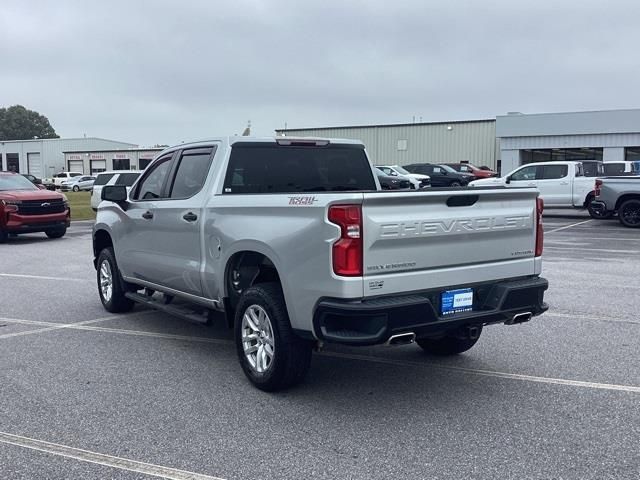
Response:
[385, 332, 416, 346]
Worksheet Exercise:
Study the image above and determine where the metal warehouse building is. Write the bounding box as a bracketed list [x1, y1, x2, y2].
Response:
[497, 109, 640, 174]
[63, 148, 163, 175]
[0, 137, 136, 178]
[276, 119, 499, 170]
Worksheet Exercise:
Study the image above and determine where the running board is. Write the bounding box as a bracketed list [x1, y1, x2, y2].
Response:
[125, 292, 212, 325]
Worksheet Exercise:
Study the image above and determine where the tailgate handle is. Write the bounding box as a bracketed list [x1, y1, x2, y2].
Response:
[446, 195, 479, 207]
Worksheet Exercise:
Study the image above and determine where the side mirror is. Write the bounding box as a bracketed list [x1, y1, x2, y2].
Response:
[505, 176, 511, 184]
[102, 185, 128, 204]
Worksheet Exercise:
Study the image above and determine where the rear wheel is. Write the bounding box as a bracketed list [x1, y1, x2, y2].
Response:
[45, 227, 67, 239]
[72, 185, 80, 192]
[618, 199, 640, 228]
[234, 283, 312, 391]
[97, 247, 135, 313]
[587, 202, 613, 219]
[450, 181, 462, 187]
[417, 326, 482, 355]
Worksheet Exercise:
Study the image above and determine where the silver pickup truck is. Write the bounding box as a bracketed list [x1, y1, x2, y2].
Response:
[93, 137, 548, 391]
[592, 176, 640, 227]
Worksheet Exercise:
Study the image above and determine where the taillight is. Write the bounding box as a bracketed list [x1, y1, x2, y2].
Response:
[594, 179, 603, 197]
[535, 197, 544, 257]
[328, 204, 363, 276]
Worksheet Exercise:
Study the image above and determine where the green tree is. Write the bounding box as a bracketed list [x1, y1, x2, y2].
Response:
[0, 105, 59, 141]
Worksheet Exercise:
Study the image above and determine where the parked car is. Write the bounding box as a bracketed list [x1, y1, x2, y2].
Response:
[374, 168, 411, 190]
[469, 161, 605, 216]
[0, 171, 70, 242]
[376, 165, 430, 189]
[91, 171, 142, 211]
[404, 163, 473, 187]
[93, 136, 547, 391]
[443, 163, 497, 179]
[22, 174, 43, 185]
[60, 175, 96, 192]
[42, 171, 84, 190]
[591, 177, 640, 227]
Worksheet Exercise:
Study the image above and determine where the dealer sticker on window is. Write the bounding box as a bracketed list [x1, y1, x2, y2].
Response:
[441, 288, 474, 315]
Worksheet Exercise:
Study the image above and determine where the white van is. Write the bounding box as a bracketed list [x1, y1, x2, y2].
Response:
[91, 171, 141, 211]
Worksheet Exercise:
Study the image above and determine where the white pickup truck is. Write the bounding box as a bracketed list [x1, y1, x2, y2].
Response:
[43, 171, 84, 190]
[470, 161, 603, 216]
[93, 137, 548, 390]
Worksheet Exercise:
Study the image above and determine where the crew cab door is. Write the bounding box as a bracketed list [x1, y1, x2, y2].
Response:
[534, 164, 570, 206]
[507, 165, 539, 190]
[118, 146, 216, 296]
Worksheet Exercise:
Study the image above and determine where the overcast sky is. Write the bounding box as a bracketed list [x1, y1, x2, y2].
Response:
[2, 0, 640, 146]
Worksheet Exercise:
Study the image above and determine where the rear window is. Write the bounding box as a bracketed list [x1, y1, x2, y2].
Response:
[115, 173, 141, 186]
[223, 143, 376, 193]
[94, 173, 115, 186]
[604, 163, 625, 175]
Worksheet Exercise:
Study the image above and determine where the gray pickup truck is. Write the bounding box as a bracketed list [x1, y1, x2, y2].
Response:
[93, 137, 548, 390]
[592, 176, 640, 227]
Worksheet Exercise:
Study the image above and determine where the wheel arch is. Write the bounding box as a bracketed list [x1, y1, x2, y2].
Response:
[615, 193, 640, 211]
[93, 228, 114, 268]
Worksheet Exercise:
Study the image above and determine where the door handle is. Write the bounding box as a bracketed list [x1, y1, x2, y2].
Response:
[182, 212, 198, 222]
[142, 211, 154, 220]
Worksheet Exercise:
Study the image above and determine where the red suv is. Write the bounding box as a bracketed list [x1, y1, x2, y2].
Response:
[0, 171, 70, 243]
[443, 163, 498, 179]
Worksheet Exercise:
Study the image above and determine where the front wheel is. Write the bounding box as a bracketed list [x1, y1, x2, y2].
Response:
[96, 247, 135, 313]
[450, 181, 462, 187]
[45, 227, 67, 239]
[618, 199, 640, 228]
[417, 326, 482, 355]
[72, 185, 80, 192]
[234, 283, 312, 391]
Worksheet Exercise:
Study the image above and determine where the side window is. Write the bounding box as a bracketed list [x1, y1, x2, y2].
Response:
[540, 165, 568, 180]
[133, 155, 174, 200]
[432, 166, 443, 174]
[380, 167, 392, 175]
[510, 166, 538, 181]
[70, 173, 82, 177]
[93, 174, 115, 186]
[115, 173, 141, 186]
[603, 163, 625, 175]
[460, 165, 470, 172]
[169, 147, 215, 199]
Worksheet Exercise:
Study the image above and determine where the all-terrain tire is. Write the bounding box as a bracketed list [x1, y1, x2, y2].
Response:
[234, 283, 312, 391]
[45, 227, 67, 239]
[96, 247, 135, 313]
[618, 199, 640, 228]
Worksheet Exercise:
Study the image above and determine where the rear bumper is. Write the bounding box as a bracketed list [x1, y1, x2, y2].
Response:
[313, 276, 548, 346]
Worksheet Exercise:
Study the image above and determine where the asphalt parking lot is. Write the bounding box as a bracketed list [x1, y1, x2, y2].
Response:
[0, 216, 639, 480]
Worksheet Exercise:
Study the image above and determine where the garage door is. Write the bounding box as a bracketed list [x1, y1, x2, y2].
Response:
[68, 160, 84, 173]
[27, 153, 42, 177]
[90, 160, 107, 174]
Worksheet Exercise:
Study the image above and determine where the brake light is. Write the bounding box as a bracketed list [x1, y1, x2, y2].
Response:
[535, 197, 544, 257]
[328, 204, 363, 276]
[594, 179, 603, 197]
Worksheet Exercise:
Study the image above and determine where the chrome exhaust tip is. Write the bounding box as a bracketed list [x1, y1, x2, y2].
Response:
[386, 332, 416, 346]
[506, 311, 533, 325]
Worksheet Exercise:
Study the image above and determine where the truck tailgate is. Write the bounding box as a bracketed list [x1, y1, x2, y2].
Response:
[361, 188, 539, 297]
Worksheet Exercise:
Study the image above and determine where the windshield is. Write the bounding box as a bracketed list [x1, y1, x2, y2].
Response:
[439, 164, 458, 173]
[0, 175, 39, 191]
[393, 166, 411, 175]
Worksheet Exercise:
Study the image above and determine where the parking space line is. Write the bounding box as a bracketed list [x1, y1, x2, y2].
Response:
[0, 431, 224, 480]
[0, 273, 87, 282]
[0, 313, 153, 340]
[546, 219, 593, 233]
[2, 315, 638, 393]
[320, 351, 640, 393]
